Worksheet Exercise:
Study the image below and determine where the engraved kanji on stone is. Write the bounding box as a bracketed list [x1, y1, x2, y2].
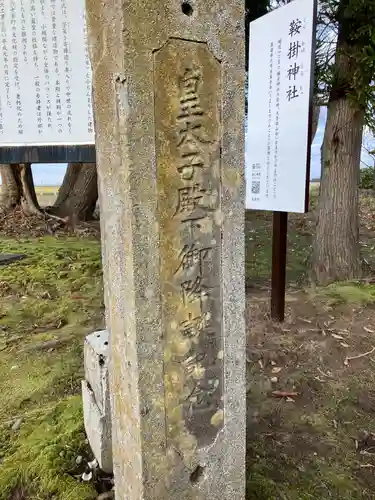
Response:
[181, 276, 209, 306]
[174, 183, 206, 219]
[177, 117, 204, 148]
[178, 67, 204, 118]
[179, 312, 211, 339]
[186, 377, 220, 412]
[175, 243, 211, 274]
[178, 151, 205, 181]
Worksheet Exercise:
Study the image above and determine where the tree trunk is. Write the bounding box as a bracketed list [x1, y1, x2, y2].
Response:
[53, 163, 83, 209]
[312, 86, 363, 285]
[311, 104, 320, 144]
[311, 0, 368, 285]
[0, 163, 41, 215]
[52, 163, 98, 221]
[0, 164, 21, 209]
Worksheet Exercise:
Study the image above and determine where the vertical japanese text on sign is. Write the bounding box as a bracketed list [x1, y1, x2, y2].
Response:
[246, 0, 316, 213]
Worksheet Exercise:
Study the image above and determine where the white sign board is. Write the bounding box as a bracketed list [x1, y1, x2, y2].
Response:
[0, 0, 94, 147]
[246, 0, 316, 213]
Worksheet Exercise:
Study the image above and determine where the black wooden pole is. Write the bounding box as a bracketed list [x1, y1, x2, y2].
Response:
[271, 211, 288, 322]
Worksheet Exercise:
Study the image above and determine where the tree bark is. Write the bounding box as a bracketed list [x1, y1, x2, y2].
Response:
[311, 104, 320, 144]
[52, 163, 98, 221]
[312, 63, 363, 283]
[311, 0, 369, 285]
[53, 163, 83, 209]
[0, 164, 21, 209]
[0, 163, 41, 214]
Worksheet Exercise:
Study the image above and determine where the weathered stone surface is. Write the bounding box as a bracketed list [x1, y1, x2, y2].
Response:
[86, 0, 245, 498]
[155, 39, 223, 449]
[82, 330, 112, 473]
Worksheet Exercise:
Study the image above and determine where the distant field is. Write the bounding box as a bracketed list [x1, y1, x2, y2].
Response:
[34, 186, 59, 206]
[35, 185, 59, 195]
[0, 185, 58, 194]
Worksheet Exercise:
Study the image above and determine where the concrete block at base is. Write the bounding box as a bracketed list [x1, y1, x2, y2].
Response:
[82, 380, 113, 473]
[82, 329, 112, 473]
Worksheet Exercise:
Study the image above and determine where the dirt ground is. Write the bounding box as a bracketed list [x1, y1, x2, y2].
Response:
[247, 291, 375, 499]
[245, 191, 375, 499]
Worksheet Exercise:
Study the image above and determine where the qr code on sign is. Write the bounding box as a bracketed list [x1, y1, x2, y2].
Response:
[251, 181, 260, 194]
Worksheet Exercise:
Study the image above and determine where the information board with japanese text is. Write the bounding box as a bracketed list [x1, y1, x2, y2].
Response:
[0, 0, 94, 151]
[246, 0, 316, 213]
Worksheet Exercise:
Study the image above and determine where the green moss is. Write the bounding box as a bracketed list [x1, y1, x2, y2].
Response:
[0, 237, 103, 336]
[311, 282, 375, 305]
[0, 396, 95, 500]
[0, 236, 102, 499]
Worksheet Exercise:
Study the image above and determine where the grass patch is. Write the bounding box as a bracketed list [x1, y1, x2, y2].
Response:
[245, 210, 312, 287]
[311, 282, 375, 306]
[34, 186, 60, 193]
[0, 236, 103, 499]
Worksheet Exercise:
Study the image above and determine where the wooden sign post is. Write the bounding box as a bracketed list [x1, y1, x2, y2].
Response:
[271, 211, 288, 321]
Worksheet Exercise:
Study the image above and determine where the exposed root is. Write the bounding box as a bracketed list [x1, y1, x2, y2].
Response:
[0, 206, 99, 238]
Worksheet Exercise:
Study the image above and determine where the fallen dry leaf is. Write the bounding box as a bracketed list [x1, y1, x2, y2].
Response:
[364, 326, 374, 334]
[332, 333, 344, 340]
[271, 367, 282, 374]
[317, 367, 332, 378]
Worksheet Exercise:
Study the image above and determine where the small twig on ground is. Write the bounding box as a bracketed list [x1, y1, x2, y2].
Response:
[271, 391, 299, 398]
[344, 347, 375, 366]
[360, 450, 375, 457]
[42, 209, 68, 224]
[317, 367, 333, 379]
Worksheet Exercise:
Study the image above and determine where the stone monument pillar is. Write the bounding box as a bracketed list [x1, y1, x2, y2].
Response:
[85, 0, 245, 498]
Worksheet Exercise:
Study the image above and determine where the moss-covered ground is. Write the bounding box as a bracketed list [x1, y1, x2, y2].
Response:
[0, 237, 103, 500]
